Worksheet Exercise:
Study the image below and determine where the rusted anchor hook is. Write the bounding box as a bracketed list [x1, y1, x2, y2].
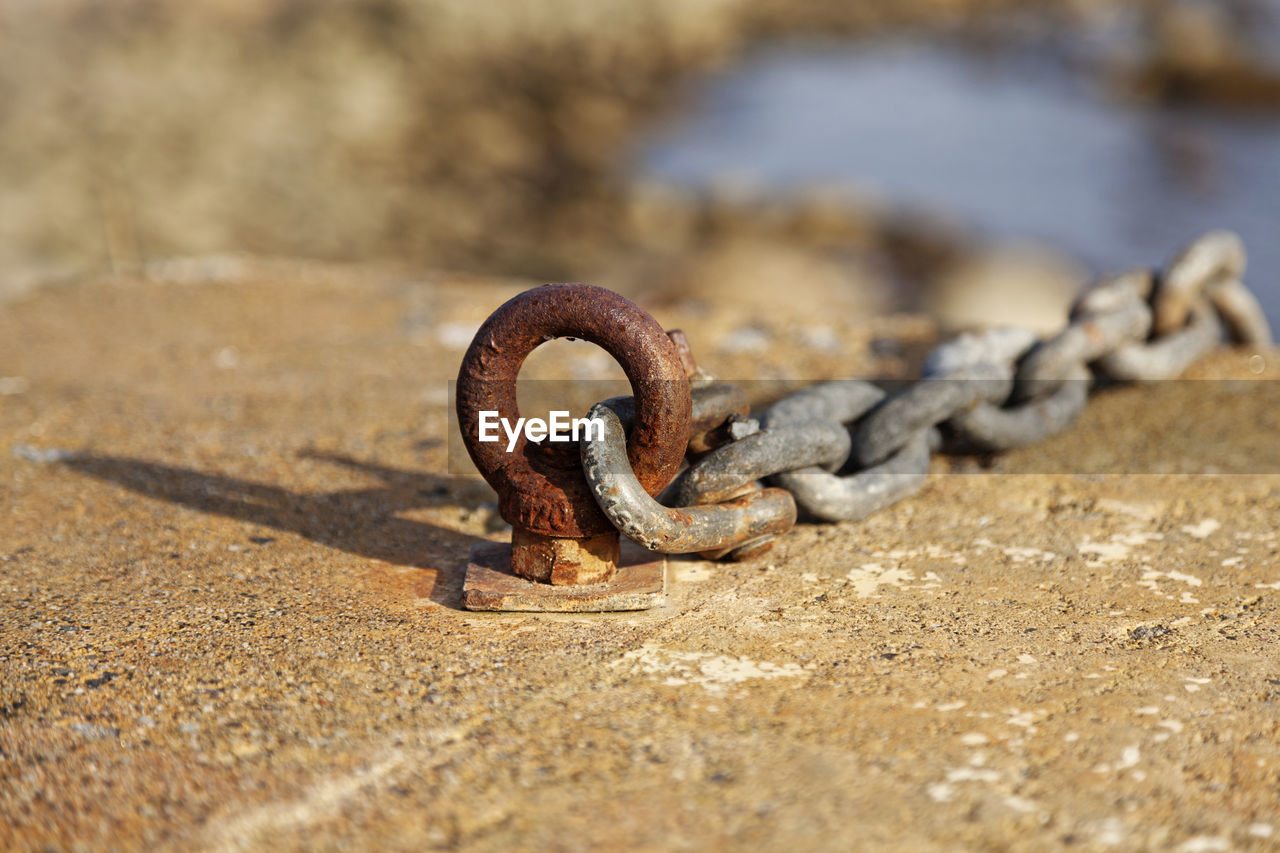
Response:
[456, 283, 692, 610]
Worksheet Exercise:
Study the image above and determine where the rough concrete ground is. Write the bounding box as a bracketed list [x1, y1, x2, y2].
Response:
[2, 263, 1278, 851]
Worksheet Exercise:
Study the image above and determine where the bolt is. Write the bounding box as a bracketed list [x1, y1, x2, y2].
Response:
[510, 529, 621, 585]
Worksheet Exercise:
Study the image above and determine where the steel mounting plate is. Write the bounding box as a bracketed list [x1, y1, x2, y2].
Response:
[462, 541, 665, 612]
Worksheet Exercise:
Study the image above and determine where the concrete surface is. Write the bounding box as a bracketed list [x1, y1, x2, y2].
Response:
[2, 262, 1279, 851]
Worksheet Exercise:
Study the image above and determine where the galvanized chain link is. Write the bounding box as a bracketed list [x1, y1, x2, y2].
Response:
[580, 387, 797, 559]
[763, 381, 936, 523]
[581, 231, 1273, 559]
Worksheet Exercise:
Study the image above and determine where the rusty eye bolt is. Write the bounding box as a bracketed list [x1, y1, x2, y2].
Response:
[455, 283, 692, 611]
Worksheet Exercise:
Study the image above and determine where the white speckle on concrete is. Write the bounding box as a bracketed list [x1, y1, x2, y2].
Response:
[1004, 795, 1038, 813]
[1248, 823, 1273, 838]
[0, 376, 29, 395]
[68, 721, 121, 740]
[1176, 837, 1230, 853]
[946, 767, 1000, 784]
[1157, 571, 1203, 584]
[1093, 817, 1128, 846]
[12, 444, 76, 464]
[1003, 546, 1056, 564]
[1096, 499, 1166, 520]
[610, 644, 807, 695]
[845, 562, 914, 598]
[927, 783, 954, 803]
[1095, 745, 1140, 775]
[960, 733, 988, 746]
[1078, 531, 1163, 566]
[1139, 570, 1204, 600]
[1181, 519, 1221, 540]
[1005, 709, 1040, 729]
[1078, 539, 1132, 564]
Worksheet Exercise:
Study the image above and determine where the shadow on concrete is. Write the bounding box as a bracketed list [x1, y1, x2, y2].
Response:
[65, 451, 492, 608]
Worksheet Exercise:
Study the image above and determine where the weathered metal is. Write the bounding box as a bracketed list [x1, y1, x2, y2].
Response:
[455, 230, 1268, 597]
[851, 328, 1036, 467]
[687, 382, 753, 454]
[1014, 270, 1154, 396]
[946, 364, 1090, 451]
[463, 542, 665, 612]
[456, 283, 691, 539]
[1151, 229, 1271, 346]
[1085, 233, 1270, 381]
[1094, 301, 1225, 381]
[670, 422, 851, 506]
[456, 283, 691, 611]
[605, 380, 754, 456]
[581, 402, 796, 555]
[1153, 229, 1244, 336]
[764, 380, 933, 522]
[509, 528, 619, 585]
[772, 430, 933, 523]
[1209, 278, 1272, 346]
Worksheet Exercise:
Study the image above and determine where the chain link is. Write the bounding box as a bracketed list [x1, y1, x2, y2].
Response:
[581, 399, 796, 556]
[580, 231, 1273, 558]
[763, 380, 937, 522]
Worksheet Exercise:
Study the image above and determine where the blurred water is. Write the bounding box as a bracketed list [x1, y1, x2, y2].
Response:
[639, 41, 1280, 327]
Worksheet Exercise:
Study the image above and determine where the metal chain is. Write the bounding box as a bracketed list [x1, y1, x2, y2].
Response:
[581, 395, 796, 559]
[580, 231, 1273, 560]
